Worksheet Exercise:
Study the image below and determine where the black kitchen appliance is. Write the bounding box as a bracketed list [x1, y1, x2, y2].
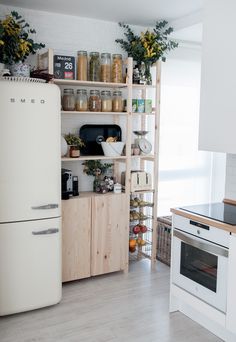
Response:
[79, 124, 122, 155]
[61, 168, 73, 199]
[180, 202, 236, 225]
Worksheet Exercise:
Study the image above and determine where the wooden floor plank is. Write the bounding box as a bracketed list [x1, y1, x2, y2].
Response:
[0, 260, 222, 341]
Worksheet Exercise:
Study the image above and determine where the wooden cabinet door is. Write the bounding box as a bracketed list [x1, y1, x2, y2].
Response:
[91, 193, 129, 276]
[62, 197, 91, 282]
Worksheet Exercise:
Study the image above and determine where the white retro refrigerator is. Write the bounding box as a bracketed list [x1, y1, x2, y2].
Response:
[0, 80, 62, 315]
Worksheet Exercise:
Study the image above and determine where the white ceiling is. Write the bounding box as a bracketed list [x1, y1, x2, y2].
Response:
[0, 0, 203, 41]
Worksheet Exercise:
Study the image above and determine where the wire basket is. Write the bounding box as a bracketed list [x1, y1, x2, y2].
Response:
[156, 216, 172, 266]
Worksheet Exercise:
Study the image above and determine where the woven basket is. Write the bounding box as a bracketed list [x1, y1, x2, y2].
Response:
[156, 216, 172, 266]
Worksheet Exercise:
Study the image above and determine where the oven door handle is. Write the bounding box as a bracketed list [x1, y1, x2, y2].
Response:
[173, 229, 228, 258]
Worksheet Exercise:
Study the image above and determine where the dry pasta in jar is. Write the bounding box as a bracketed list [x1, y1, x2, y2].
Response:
[112, 54, 123, 83]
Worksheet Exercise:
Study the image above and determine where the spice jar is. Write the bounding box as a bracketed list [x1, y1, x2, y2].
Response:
[77, 51, 88, 81]
[89, 52, 100, 82]
[112, 90, 123, 112]
[89, 90, 101, 111]
[62, 89, 75, 111]
[101, 90, 112, 112]
[112, 54, 123, 83]
[76, 89, 88, 111]
[101, 53, 111, 82]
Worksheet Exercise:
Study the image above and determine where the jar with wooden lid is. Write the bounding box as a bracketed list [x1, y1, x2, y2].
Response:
[89, 90, 101, 111]
[62, 89, 75, 111]
[112, 90, 123, 112]
[76, 89, 88, 111]
[112, 54, 123, 83]
[77, 51, 88, 81]
[101, 53, 111, 82]
[101, 90, 112, 112]
[89, 52, 100, 82]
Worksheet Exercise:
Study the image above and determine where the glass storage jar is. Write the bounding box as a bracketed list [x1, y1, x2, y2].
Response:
[101, 53, 111, 82]
[101, 90, 112, 112]
[62, 89, 75, 111]
[89, 90, 101, 111]
[89, 52, 100, 82]
[77, 51, 88, 81]
[76, 89, 88, 111]
[112, 90, 123, 112]
[112, 54, 123, 83]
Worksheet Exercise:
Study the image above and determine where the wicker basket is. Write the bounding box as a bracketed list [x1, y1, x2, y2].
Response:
[156, 216, 172, 266]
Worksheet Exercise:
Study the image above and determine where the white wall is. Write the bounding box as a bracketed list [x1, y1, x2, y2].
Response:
[0, 4, 132, 191]
[158, 44, 226, 214]
[225, 155, 236, 201]
[0, 4, 126, 58]
[0, 4, 226, 200]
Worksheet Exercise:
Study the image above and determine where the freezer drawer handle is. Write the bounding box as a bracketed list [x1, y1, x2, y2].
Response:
[31, 204, 59, 210]
[32, 228, 59, 235]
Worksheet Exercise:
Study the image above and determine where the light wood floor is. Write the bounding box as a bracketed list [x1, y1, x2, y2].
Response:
[0, 260, 222, 342]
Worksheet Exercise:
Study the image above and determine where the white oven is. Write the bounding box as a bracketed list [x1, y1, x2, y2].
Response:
[172, 215, 229, 313]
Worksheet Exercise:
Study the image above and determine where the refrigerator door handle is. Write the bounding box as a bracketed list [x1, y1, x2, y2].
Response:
[31, 204, 59, 210]
[32, 228, 59, 235]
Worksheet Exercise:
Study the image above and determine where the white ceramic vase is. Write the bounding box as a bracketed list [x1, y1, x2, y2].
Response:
[61, 136, 68, 157]
[10, 62, 30, 77]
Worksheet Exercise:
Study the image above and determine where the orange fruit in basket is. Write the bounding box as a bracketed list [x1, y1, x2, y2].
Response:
[129, 246, 136, 253]
[129, 239, 136, 248]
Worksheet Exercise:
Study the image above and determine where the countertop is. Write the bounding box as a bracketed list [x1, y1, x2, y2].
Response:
[171, 201, 236, 234]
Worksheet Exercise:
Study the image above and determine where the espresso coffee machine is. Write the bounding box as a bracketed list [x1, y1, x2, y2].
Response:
[61, 168, 79, 199]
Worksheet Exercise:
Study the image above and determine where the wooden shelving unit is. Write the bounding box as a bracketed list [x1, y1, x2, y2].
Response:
[129, 62, 161, 266]
[38, 49, 161, 276]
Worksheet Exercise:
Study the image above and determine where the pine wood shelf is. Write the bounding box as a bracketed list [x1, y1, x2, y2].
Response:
[54, 79, 128, 88]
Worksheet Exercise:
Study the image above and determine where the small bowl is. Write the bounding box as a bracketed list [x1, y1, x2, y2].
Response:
[101, 142, 124, 157]
[133, 131, 149, 136]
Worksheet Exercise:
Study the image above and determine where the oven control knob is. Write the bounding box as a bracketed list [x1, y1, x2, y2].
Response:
[197, 229, 200, 235]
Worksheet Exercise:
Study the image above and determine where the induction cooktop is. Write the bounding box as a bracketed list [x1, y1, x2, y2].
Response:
[180, 202, 236, 225]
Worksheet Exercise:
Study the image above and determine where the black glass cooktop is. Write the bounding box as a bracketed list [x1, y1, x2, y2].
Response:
[180, 202, 236, 225]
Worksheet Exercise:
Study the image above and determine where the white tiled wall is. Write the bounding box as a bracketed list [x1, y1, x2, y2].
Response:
[0, 4, 133, 191]
[225, 154, 236, 200]
[0, 4, 139, 58]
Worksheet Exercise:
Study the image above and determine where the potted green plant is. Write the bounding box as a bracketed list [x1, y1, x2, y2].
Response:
[83, 160, 113, 192]
[0, 11, 45, 76]
[64, 133, 85, 158]
[115, 21, 178, 84]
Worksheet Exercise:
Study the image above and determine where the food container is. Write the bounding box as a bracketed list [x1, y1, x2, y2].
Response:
[89, 90, 101, 111]
[62, 89, 75, 111]
[112, 90, 123, 112]
[101, 53, 111, 82]
[76, 89, 88, 111]
[112, 54, 123, 83]
[137, 99, 145, 113]
[77, 51, 88, 81]
[132, 99, 138, 112]
[145, 99, 152, 113]
[89, 52, 100, 82]
[101, 90, 112, 112]
[113, 183, 122, 194]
